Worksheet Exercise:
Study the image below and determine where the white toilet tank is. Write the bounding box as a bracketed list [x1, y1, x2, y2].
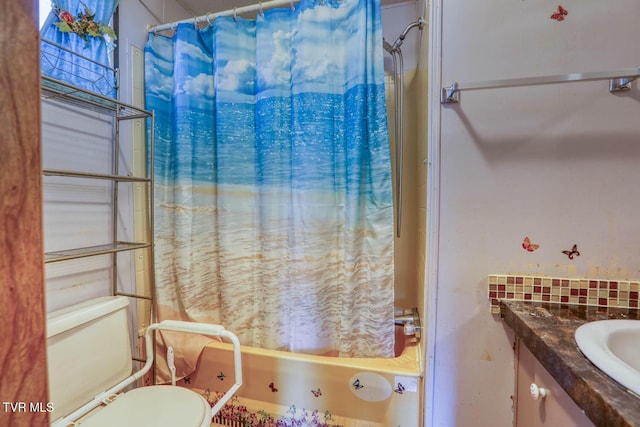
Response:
[47, 296, 133, 422]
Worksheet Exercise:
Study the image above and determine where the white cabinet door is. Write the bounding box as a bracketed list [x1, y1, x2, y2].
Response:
[515, 341, 595, 427]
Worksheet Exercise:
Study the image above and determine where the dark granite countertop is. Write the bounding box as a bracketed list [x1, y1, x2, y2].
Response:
[500, 300, 640, 427]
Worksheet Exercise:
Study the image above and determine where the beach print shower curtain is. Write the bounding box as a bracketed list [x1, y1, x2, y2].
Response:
[145, 0, 394, 366]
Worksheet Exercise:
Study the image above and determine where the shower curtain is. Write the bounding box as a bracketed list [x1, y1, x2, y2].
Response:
[145, 0, 394, 364]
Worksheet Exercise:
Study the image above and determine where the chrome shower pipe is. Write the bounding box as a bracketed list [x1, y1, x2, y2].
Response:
[383, 41, 403, 237]
[383, 17, 424, 237]
[392, 49, 404, 238]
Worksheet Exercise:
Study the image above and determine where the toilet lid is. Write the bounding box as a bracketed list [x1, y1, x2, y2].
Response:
[78, 386, 211, 427]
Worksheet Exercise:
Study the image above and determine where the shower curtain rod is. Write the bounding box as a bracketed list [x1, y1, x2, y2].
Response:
[147, 0, 304, 32]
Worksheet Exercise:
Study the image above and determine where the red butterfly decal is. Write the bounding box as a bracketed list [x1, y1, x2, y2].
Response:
[311, 388, 322, 397]
[550, 5, 568, 21]
[522, 236, 539, 252]
[562, 244, 580, 260]
[268, 382, 278, 392]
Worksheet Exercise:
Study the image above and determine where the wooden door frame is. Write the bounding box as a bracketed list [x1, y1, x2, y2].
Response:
[0, 2, 49, 426]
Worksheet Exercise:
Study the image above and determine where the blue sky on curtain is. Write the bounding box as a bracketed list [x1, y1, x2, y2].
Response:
[145, 0, 394, 372]
[40, 0, 118, 97]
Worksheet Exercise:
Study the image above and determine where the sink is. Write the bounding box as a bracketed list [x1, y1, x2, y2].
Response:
[575, 319, 640, 396]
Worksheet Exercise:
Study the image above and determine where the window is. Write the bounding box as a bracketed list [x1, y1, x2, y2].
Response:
[39, 0, 51, 30]
[39, 0, 119, 97]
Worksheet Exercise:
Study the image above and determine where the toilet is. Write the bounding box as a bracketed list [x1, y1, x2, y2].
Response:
[47, 296, 242, 427]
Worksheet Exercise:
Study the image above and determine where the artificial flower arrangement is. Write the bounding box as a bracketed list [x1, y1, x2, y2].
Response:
[53, 3, 117, 47]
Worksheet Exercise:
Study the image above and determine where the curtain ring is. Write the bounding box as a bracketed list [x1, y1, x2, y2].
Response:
[233, 7, 238, 21]
[259, 1, 264, 16]
[171, 22, 177, 30]
[206, 13, 213, 27]
[290, 0, 295, 11]
[193, 17, 198, 29]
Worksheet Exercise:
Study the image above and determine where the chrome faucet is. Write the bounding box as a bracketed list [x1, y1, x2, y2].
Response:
[394, 307, 421, 339]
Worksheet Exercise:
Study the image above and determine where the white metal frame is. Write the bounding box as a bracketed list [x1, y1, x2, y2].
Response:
[51, 321, 242, 427]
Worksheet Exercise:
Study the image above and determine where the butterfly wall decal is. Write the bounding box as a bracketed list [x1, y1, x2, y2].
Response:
[268, 382, 278, 392]
[217, 372, 226, 381]
[562, 244, 580, 259]
[394, 383, 406, 394]
[522, 236, 539, 252]
[550, 5, 568, 21]
[352, 379, 364, 390]
[311, 388, 322, 397]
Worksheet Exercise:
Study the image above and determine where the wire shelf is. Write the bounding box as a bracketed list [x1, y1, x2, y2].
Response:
[45, 242, 151, 263]
[41, 75, 151, 120]
[41, 39, 151, 119]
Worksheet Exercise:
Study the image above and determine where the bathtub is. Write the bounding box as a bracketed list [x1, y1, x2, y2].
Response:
[178, 325, 422, 427]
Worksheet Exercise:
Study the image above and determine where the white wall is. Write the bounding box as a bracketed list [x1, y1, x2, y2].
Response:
[427, 1, 640, 426]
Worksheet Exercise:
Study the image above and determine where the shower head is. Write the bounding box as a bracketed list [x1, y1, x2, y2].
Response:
[388, 17, 426, 52]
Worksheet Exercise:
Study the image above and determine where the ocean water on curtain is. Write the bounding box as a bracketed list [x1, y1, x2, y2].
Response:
[146, 0, 395, 359]
[164, 92, 391, 193]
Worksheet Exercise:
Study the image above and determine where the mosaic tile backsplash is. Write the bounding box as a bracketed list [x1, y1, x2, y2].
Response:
[488, 275, 640, 314]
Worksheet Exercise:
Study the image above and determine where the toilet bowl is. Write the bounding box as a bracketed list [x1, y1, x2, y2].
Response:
[76, 386, 211, 427]
[47, 296, 242, 427]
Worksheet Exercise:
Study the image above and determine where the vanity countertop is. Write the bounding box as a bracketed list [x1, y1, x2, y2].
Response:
[499, 300, 640, 427]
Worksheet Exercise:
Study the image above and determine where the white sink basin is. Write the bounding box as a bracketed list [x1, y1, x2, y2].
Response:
[575, 319, 640, 396]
